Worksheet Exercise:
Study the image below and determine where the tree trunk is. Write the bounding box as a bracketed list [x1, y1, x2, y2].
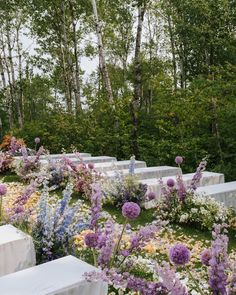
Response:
[16, 21, 24, 125]
[91, 0, 114, 105]
[167, 14, 177, 90]
[6, 19, 23, 128]
[130, 2, 146, 158]
[69, 0, 82, 116]
[60, 0, 73, 113]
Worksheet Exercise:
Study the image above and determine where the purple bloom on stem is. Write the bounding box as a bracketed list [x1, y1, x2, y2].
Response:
[200, 248, 212, 266]
[166, 178, 175, 187]
[146, 191, 156, 201]
[88, 163, 95, 170]
[0, 184, 7, 196]
[175, 156, 183, 165]
[34, 137, 40, 144]
[122, 202, 140, 220]
[169, 243, 190, 266]
[84, 233, 98, 248]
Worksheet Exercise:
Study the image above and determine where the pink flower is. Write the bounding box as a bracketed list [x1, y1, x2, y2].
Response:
[34, 137, 40, 144]
[0, 184, 7, 196]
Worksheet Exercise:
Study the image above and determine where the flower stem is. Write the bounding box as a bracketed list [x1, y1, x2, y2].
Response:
[186, 267, 204, 295]
[110, 219, 127, 267]
[92, 249, 97, 267]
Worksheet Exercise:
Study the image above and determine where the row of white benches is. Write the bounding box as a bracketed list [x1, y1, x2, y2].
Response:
[0, 225, 107, 295]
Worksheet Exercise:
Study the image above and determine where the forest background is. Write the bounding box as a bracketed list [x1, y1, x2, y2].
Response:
[1, 0, 236, 180]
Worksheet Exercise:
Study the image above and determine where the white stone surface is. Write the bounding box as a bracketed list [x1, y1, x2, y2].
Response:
[141, 171, 225, 197]
[94, 160, 147, 172]
[105, 166, 181, 180]
[196, 181, 236, 209]
[0, 255, 108, 295]
[41, 153, 91, 159]
[0, 224, 36, 277]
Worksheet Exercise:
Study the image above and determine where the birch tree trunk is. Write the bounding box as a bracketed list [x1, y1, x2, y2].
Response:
[167, 14, 177, 90]
[69, 0, 82, 116]
[91, 0, 114, 105]
[130, 2, 147, 157]
[60, 0, 73, 113]
[6, 19, 23, 128]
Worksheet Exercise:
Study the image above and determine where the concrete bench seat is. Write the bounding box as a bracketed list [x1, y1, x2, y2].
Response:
[14, 153, 91, 161]
[141, 171, 224, 197]
[105, 166, 181, 180]
[94, 160, 147, 172]
[0, 255, 108, 295]
[0, 224, 35, 277]
[196, 181, 236, 209]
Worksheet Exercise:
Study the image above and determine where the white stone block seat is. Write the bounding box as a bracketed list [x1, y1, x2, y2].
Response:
[141, 171, 225, 197]
[64, 156, 117, 164]
[105, 166, 181, 180]
[0, 255, 108, 295]
[196, 181, 236, 209]
[0, 224, 36, 277]
[94, 160, 147, 172]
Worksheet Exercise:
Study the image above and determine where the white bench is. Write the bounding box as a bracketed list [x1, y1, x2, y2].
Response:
[0, 255, 108, 295]
[197, 181, 236, 209]
[0, 224, 35, 277]
[105, 166, 181, 180]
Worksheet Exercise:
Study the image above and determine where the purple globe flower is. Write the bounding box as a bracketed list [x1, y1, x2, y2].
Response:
[200, 248, 212, 266]
[0, 184, 7, 196]
[122, 202, 141, 220]
[84, 233, 98, 248]
[88, 163, 95, 170]
[166, 178, 175, 187]
[146, 191, 156, 201]
[34, 137, 40, 144]
[175, 156, 183, 165]
[169, 243, 190, 266]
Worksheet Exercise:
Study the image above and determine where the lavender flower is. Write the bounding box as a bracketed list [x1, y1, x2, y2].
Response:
[208, 224, 229, 295]
[156, 262, 189, 295]
[175, 156, 183, 165]
[200, 248, 212, 266]
[90, 183, 103, 228]
[88, 163, 95, 170]
[169, 244, 190, 266]
[122, 202, 141, 220]
[0, 184, 7, 196]
[189, 157, 207, 191]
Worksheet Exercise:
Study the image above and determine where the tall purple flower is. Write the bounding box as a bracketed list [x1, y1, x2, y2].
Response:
[189, 157, 207, 191]
[122, 202, 140, 220]
[200, 248, 212, 266]
[208, 224, 229, 295]
[175, 156, 183, 165]
[128, 155, 135, 175]
[169, 243, 190, 266]
[84, 233, 99, 248]
[90, 183, 103, 229]
[0, 184, 7, 196]
[34, 137, 40, 144]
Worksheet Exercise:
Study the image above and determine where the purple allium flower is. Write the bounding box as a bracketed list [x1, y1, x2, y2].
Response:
[175, 156, 183, 165]
[14, 205, 24, 214]
[87, 162, 95, 170]
[146, 191, 156, 201]
[84, 233, 98, 248]
[0, 184, 7, 196]
[122, 202, 141, 220]
[166, 178, 175, 187]
[34, 137, 40, 144]
[200, 248, 212, 266]
[169, 244, 190, 266]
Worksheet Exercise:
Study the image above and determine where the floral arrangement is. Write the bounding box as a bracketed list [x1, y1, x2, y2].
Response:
[156, 157, 236, 230]
[102, 171, 147, 208]
[14, 145, 45, 180]
[83, 192, 235, 295]
[31, 182, 88, 263]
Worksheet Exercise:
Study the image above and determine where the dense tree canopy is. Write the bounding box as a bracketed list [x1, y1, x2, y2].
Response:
[1, 0, 236, 179]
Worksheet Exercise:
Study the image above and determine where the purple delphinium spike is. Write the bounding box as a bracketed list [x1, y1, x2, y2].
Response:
[189, 157, 207, 191]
